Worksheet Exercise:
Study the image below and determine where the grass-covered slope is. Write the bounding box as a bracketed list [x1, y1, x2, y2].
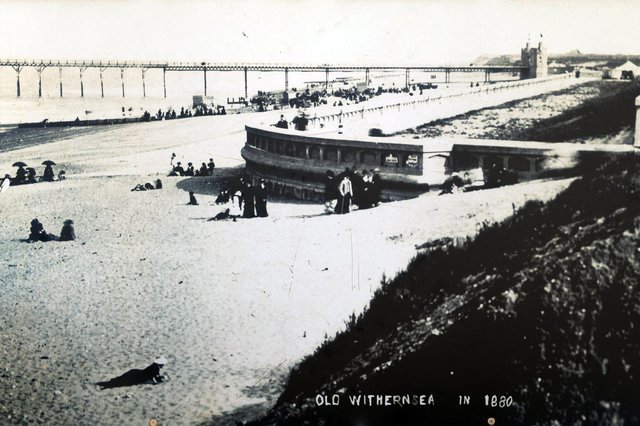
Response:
[407, 80, 640, 143]
[254, 153, 640, 425]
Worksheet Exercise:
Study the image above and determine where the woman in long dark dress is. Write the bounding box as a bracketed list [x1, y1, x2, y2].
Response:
[241, 182, 255, 218]
[255, 179, 269, 217]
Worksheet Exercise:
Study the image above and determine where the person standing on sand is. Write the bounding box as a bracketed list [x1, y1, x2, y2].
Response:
[187, 191, 198, 205]
[323, 170, 339, 213]
[207, 158, 216, 175]
[242, 182, 256, 218]
[335, 175, 353, 214]
[255, 179, 269, 217]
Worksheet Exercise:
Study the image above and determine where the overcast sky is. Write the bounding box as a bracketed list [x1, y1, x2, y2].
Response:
[1, 0, 639, 65]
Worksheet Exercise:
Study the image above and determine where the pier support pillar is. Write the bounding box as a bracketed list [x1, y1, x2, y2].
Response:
[59, 67, 63, 97]
[244, 66, 248, 100]
[163, 67, 167, 98]
[325, 68, 329, 90]
[445, 69, 451, 84]
[120, 68, 125, 98]
[484, 70, 490, 83]
[365, 68, 370, 87]
[141, 68, 147, 97]
[80, 66, 88, 97]
[36, 66, 46, 98]
[99, 67, 106, 98]
[405, 68, 410, 89]
[12, 66, 22, 97]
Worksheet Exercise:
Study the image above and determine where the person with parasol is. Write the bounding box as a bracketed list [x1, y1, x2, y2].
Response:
[42, 160, 56, 182]
[12, 161, 28, 184]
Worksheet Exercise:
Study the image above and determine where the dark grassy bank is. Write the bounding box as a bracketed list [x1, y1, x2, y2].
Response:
[407, 79, 640, 142]
[252, 153, 640, 425]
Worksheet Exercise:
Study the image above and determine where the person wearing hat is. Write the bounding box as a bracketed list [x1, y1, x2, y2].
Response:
[292, 109, 308, 131]
[171, 162, 185, 176]
[207, 158, 216, 175]
[370, 168, 382, 206]
[274, 114, 289, 129]
[59, 219, 76, 241]
[96, 357, 168, 389]
[185, 162, 195, 177]
[255, 178, 269, 218]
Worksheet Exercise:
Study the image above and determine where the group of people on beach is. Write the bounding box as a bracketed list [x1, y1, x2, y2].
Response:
[131, 179, 163, 192]
[2, 162, 63, 192]
[324, 168, 382, 214]
[28, 218, 75, 242]
[209, 176, 269, 221]
[168, 153, 216, 177]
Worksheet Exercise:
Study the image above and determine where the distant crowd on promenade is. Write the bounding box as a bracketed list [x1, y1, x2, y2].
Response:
[141, 104, 226, 122]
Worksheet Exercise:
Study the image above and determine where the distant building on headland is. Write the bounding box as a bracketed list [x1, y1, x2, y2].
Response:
[520, 38, 548, 79]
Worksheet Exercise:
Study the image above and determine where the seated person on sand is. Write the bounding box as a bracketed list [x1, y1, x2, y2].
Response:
[131, 183, 152, 191]
[96, 357, 168, 389]
[208, 208, 231, 221]
[15, 165, 27, 184]
[215, 189, 230, 204]
[0, 174, 10, 193]
[58, 170, 66, 181]
[43, 164, 55, 182]
[439, 173, 465, 195]
[59, 219, 76, 241]
[169, 162, 185, 177]
[155, 179, 163, 189]
[27, 168, 38, 184]
[28, 219, 58, 242]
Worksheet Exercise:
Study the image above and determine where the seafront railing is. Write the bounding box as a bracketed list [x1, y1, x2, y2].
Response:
[306, 73, 575, 132]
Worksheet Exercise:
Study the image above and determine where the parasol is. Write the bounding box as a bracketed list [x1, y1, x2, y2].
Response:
[42, 160, 56, 166]
[12, 161, 27, 167]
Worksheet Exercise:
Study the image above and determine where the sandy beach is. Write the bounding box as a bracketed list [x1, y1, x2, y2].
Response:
[0, 102, 578, 425]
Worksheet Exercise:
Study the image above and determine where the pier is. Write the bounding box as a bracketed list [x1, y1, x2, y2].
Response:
[0, 58, 527, 99]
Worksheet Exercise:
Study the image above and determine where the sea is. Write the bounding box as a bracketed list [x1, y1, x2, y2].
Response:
[0, 65, 517, 125]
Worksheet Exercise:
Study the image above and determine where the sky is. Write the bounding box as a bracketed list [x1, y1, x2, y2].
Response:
[0, 0, 639, 66]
